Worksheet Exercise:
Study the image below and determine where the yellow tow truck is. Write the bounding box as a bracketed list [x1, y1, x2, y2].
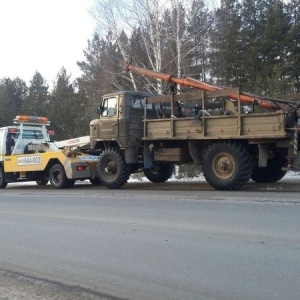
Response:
[0, 115, 99, 188]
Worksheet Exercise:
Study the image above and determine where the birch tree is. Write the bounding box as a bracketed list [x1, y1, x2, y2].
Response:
[93, 0, 211, 93]
[92, 0, 138, 91]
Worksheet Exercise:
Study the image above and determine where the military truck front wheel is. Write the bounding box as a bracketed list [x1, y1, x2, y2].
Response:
[98, 149, 129, 189]
[49, 164, 69, 189]
[202, 142, 251, 190]
[144, 163, 174, 183]
[0, 166, 7, 189]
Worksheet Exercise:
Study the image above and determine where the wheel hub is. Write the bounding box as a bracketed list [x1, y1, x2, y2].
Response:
[104, 160, 118, 177]
[54, 171, 62, 183]
[213, 153, 235, 179]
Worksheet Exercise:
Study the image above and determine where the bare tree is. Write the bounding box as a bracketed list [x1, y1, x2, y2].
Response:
[92, 0, 175, 93]
[91, 0, 138, 90]
[91, 0, 213, 93]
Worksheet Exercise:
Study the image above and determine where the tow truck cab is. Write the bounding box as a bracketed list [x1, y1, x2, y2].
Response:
[0, 116, 51, 157]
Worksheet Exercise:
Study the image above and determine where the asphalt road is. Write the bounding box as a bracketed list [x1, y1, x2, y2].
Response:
[0, 179, 300, 300]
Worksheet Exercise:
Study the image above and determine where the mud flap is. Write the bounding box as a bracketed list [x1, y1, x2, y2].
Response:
[143, 142, 153, 169]
[258, 144, 268, 167]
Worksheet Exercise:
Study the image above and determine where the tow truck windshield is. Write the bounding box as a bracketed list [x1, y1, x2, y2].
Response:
[14, 129, 44, 140]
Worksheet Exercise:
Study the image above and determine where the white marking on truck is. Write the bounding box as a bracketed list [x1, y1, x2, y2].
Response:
[78, 155, 99, 161]
[17, 155, 42, 166]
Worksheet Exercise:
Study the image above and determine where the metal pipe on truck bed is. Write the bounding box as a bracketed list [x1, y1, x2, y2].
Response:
[125, 61, 284, 110]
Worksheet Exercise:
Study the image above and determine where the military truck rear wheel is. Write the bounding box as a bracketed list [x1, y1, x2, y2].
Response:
[0, 166, 7, 188]
[49, 164, 69, 189]
[251, 156, 287, 183]
[98, 148, 129, 189]
[144, 163, 174, 183]
[202, 141, 251, 190]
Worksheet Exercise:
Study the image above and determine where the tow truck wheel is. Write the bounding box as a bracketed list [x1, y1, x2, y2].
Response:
[251, 156, 287, 183]
[98, 148, 129, 189]
[49, 164, 69, 189]
[202, 141, 251, 190]
[0, 166, 7, 188]
[144, 163, 174, 183]
[36, 179, 49, 186]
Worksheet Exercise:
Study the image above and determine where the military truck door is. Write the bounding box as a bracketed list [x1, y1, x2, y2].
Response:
[98, 96, 119, 139]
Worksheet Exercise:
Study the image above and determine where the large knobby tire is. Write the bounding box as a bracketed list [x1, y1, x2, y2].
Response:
[202, 141, 251, 190]
[251, 156, 287, 183]
[98, 148, 129, 189]
[0, 166, 7, 189]
[49, 164, 69, 189]
[144, 163, 174, 183]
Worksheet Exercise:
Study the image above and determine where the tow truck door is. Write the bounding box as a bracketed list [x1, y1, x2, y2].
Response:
[98, 96, 119, 139]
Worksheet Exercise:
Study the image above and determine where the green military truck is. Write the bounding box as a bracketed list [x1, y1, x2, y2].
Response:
[88, 91, 172, 189]
[85, 83, 300, 190]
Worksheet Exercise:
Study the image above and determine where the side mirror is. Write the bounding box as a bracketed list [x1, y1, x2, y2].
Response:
[96, 105, 104, 116]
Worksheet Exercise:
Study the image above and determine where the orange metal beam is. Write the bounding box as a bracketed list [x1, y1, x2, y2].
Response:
[125, 61, 280, 110]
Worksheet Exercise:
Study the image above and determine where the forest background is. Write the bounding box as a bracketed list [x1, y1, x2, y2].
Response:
[0, 0, 299, 140]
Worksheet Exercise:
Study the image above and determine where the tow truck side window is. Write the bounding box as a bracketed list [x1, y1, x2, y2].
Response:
[102, 97, 117, 117]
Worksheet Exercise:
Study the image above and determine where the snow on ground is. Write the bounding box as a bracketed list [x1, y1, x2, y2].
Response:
[7, 171, 300, 187]
[130, 171, 300, 182]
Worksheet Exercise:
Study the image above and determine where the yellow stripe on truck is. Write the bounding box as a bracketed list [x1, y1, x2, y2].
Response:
[3, 152, 67, 172]
[3, 151, 98, 180]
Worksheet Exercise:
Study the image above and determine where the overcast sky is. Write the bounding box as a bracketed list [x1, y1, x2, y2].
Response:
[0, 0, 95, 87]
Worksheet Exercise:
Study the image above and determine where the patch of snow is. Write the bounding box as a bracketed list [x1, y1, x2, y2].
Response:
[6, 171, 300, 187]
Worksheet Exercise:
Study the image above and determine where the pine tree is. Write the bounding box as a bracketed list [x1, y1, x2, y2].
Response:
[0, 77, 28, 125]
[77, 32, 125, 120]
[187, 0, 212, 82]
[49, 68, 87, 140]
[239, 0, 269, 94]
[22, 72, 49, 116]
[210, 0, 243, 87]
[286, 0, 300, 93]
[260, 0, 291, 95]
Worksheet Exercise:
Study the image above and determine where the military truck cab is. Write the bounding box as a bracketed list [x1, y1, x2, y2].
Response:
[90, 91, 155, 152]
[88, 91, 174, 189]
